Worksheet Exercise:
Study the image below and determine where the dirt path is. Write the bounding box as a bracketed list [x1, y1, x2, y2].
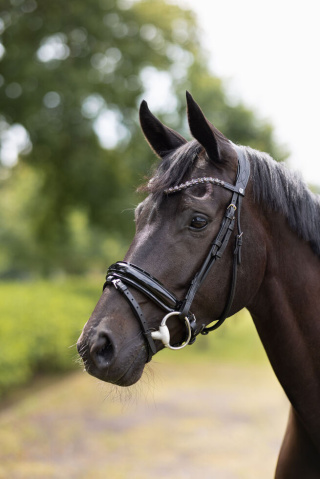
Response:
[0, 360, 288, 479]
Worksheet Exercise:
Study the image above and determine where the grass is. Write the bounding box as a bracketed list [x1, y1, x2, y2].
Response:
[0, 276, 268, 399]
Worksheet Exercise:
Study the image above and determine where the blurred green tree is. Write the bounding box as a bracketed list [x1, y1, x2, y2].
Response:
[0, 0, 286, 275]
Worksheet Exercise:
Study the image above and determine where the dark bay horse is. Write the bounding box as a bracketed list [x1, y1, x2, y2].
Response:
[77, 92, 320, 477]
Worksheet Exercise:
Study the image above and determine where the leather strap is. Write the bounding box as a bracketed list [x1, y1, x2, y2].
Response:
[110, 278, 156, 362]
[105, 262, 180, 312]
[201, 200, 244, 333]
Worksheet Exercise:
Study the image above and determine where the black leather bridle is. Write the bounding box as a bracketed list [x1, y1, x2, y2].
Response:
[103, 145, 250, 362]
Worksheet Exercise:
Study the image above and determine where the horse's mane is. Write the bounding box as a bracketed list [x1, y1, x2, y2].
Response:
[245, 146, 320, 256]
[142, 140, 320, 257]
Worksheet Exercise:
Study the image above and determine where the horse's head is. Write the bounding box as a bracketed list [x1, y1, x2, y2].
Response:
[77, 93, 266, 386]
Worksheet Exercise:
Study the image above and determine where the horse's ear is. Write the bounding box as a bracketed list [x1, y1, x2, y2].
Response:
[186, 91, 223, 163]
[139, 100, 187, 159]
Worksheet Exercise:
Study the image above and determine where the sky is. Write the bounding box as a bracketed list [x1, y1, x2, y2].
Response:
[174, 0, 320, 185]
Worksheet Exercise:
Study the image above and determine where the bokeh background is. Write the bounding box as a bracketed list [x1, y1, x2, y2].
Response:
[0, 0, 317, 477]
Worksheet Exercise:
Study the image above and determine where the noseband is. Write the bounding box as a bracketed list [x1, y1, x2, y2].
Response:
[104, 145, 250, 362]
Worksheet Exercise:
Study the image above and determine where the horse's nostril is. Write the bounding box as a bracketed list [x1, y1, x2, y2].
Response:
[90, 332, 115, 368]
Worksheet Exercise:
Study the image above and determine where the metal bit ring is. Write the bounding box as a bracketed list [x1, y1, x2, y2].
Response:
[151, 312, 192, 350]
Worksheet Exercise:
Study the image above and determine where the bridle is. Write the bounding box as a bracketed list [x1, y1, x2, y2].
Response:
[104, 146, 250, 361]
[103, 145, 250, 362]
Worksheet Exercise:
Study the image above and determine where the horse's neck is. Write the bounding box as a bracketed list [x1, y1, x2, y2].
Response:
[248, 212, 320, 447]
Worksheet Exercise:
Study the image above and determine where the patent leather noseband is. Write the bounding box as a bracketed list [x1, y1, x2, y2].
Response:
[104, 145, 250, 362]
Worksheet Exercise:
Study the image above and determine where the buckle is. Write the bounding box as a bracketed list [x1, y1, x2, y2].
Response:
[227, 203, 237, 211]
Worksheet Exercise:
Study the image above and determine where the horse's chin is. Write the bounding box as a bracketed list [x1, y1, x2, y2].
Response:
[85, 350, 146, 387]
[115, 362, 145, 387]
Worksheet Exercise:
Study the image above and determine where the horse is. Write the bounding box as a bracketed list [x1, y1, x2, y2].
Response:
[77, 92, 320, 477]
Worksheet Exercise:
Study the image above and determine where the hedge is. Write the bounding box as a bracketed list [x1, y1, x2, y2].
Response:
[0, 277, 101, 397]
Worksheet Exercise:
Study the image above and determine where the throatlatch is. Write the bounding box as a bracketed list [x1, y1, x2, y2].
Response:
[104, 145, 250, 362]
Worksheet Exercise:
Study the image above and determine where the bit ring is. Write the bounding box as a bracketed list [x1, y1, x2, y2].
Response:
[151, 312, 192, 350]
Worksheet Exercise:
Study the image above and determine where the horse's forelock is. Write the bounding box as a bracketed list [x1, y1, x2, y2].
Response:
[138, 140, 203, 198]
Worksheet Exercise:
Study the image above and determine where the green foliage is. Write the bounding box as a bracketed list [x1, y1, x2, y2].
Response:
[0, 277, 101, 397]
[0, 276, 266, 398]
[0, 163, 129, 275]
[0, 0, 286, 275]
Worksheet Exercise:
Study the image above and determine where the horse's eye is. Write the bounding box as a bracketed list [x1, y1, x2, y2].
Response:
[190, 216, 208, 230]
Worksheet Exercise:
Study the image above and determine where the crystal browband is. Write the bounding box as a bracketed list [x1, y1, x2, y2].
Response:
[164, 177, 245, 195]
